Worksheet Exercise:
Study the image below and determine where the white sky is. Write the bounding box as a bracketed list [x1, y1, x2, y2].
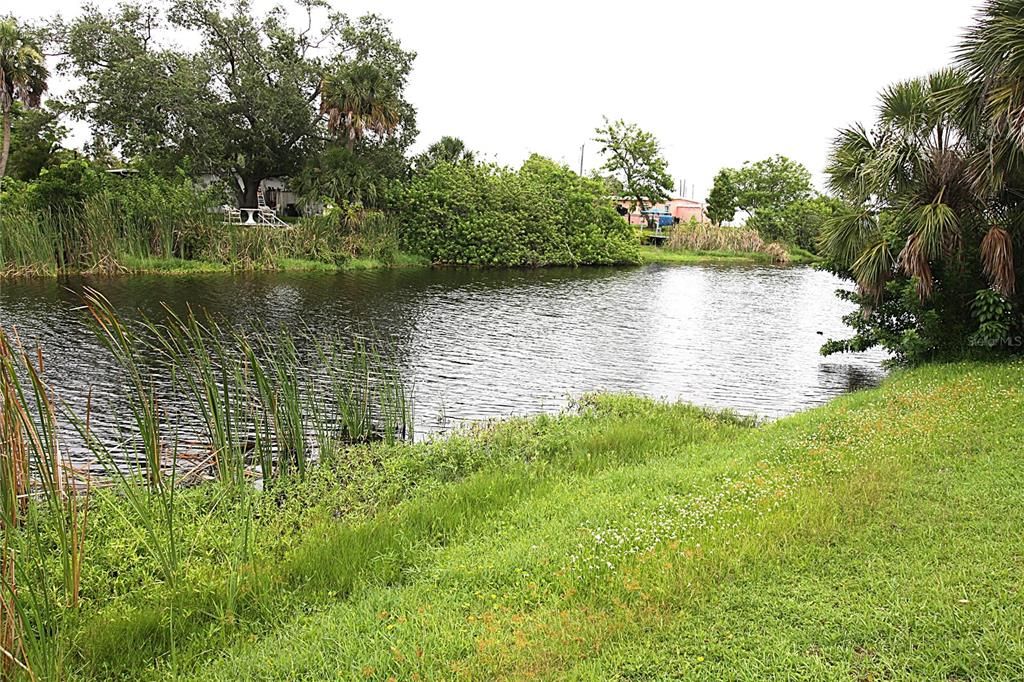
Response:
[19, 0, 982, 199]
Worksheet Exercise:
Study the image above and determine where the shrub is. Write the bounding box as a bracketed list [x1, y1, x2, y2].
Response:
[28, 155, 105, 214]
[398, 155, 639, 267]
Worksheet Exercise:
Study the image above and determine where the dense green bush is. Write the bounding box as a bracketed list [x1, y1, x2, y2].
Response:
[398, 155, 639, 266]
[27, 156, 105, 214]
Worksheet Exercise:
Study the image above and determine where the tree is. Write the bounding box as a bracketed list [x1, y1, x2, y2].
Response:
[586, 171, 626, 197]
[818, 53, 1023, 361]
[321, 62, 402, 152]
[710, 155, 814, 222]
[734, 155, 814, 216]
[0, 17, 48, 181]
[593, 117, 672, 213]
[706, 155, 816, 242]
[60, 0, 415, 207]
[779, 196, 839, 252]
[290, 142, 406, 209]
[413, 136, 475, 172]
[822, 70, 980, 302]
[6, 104, 64, 181]
[706, 168, 738, 225]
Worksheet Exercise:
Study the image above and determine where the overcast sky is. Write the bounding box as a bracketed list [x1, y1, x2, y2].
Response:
[20, 0, 982, 199]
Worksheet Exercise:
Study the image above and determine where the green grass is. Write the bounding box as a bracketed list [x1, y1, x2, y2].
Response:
[639, 244, 819, 265]
[118, 255, 233, 274]
[8, 362, 1024, 679]
[787, 245, 820, 263]
[84, 252, 431, 277]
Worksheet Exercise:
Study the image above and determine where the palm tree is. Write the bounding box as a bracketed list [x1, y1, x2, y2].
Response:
[320, 63, 401, 152]
[0, 18, 48, 180]
[415, 136, 475, 171]
[821, 69, 1006, 300]
[947, 0, 1024, 193]
[944, 0, 1024, 297]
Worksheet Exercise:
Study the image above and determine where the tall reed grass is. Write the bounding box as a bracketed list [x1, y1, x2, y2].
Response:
[0, 293, 412, 678]
[131, 296, 412, 484]
[0, 330, 89, 679]
[1, 191, 403, 277]
[0, 193, 218, 277]
[666, 221, 790, 263]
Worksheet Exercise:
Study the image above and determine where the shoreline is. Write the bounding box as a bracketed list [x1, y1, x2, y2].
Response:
[0, 246, 819, 280]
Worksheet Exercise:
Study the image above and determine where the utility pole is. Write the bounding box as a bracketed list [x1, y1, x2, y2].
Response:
[579, 144, 585, 176]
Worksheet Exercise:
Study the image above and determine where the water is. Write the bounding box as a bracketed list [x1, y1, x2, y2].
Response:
[0, 263, 886, 461]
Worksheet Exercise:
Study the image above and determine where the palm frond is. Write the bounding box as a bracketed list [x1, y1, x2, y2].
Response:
[825, 124, 878, 200]
[879, 78, 929, 133]
[981, 224, 1016, 295]
[851, 232, 895, 300]
[897, 233, 935, 300]
[904, 198, 961, 260]
[819, 204, 879, 268]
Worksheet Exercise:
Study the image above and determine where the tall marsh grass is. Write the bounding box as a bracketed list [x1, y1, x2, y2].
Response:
[1, 189, 403, 277]
[0, 194, 218, 277]
[0, 293, 412, 678]
[666, 221, 790, 263]
[0, 330, 89, 679]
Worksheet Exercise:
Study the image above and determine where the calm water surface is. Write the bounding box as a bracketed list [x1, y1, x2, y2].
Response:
[0, 263, 886, 457]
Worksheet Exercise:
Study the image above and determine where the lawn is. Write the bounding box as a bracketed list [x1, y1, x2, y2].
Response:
[8, 362, 1024, 680]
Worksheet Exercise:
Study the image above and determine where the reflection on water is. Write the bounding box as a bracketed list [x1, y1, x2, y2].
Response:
[0, 263, 887, 459]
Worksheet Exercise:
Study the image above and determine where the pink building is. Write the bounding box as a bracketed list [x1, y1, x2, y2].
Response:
[614, 197, 709, 225]
[665, 197, 708, 223]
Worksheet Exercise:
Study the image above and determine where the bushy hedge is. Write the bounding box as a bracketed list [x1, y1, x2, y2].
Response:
[398, 154, 639, 266]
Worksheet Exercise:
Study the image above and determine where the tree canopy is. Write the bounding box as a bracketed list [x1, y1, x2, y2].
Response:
[704, 155, 824, 249]
[58, 0, 415, 206]
[593, 118, 672, 212]
[6, 105, 64, 181]
[706, 155, 814, 224]
[412, 136, 476, 173]
[705, 168, 738, 225]
[1, 17, 49, 180]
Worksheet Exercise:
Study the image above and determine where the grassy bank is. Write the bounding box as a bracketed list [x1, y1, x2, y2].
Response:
[640, 222, 820, 266]
[640, 244, 818, 266]
[118, 252, 431, 276]
[4, 356, 1023, 679]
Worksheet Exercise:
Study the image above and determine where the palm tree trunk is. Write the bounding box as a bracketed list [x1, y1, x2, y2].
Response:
[0, 108, 12, 181]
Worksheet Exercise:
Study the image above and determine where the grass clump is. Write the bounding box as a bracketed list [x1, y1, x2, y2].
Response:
[648, 220, 816, 265]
